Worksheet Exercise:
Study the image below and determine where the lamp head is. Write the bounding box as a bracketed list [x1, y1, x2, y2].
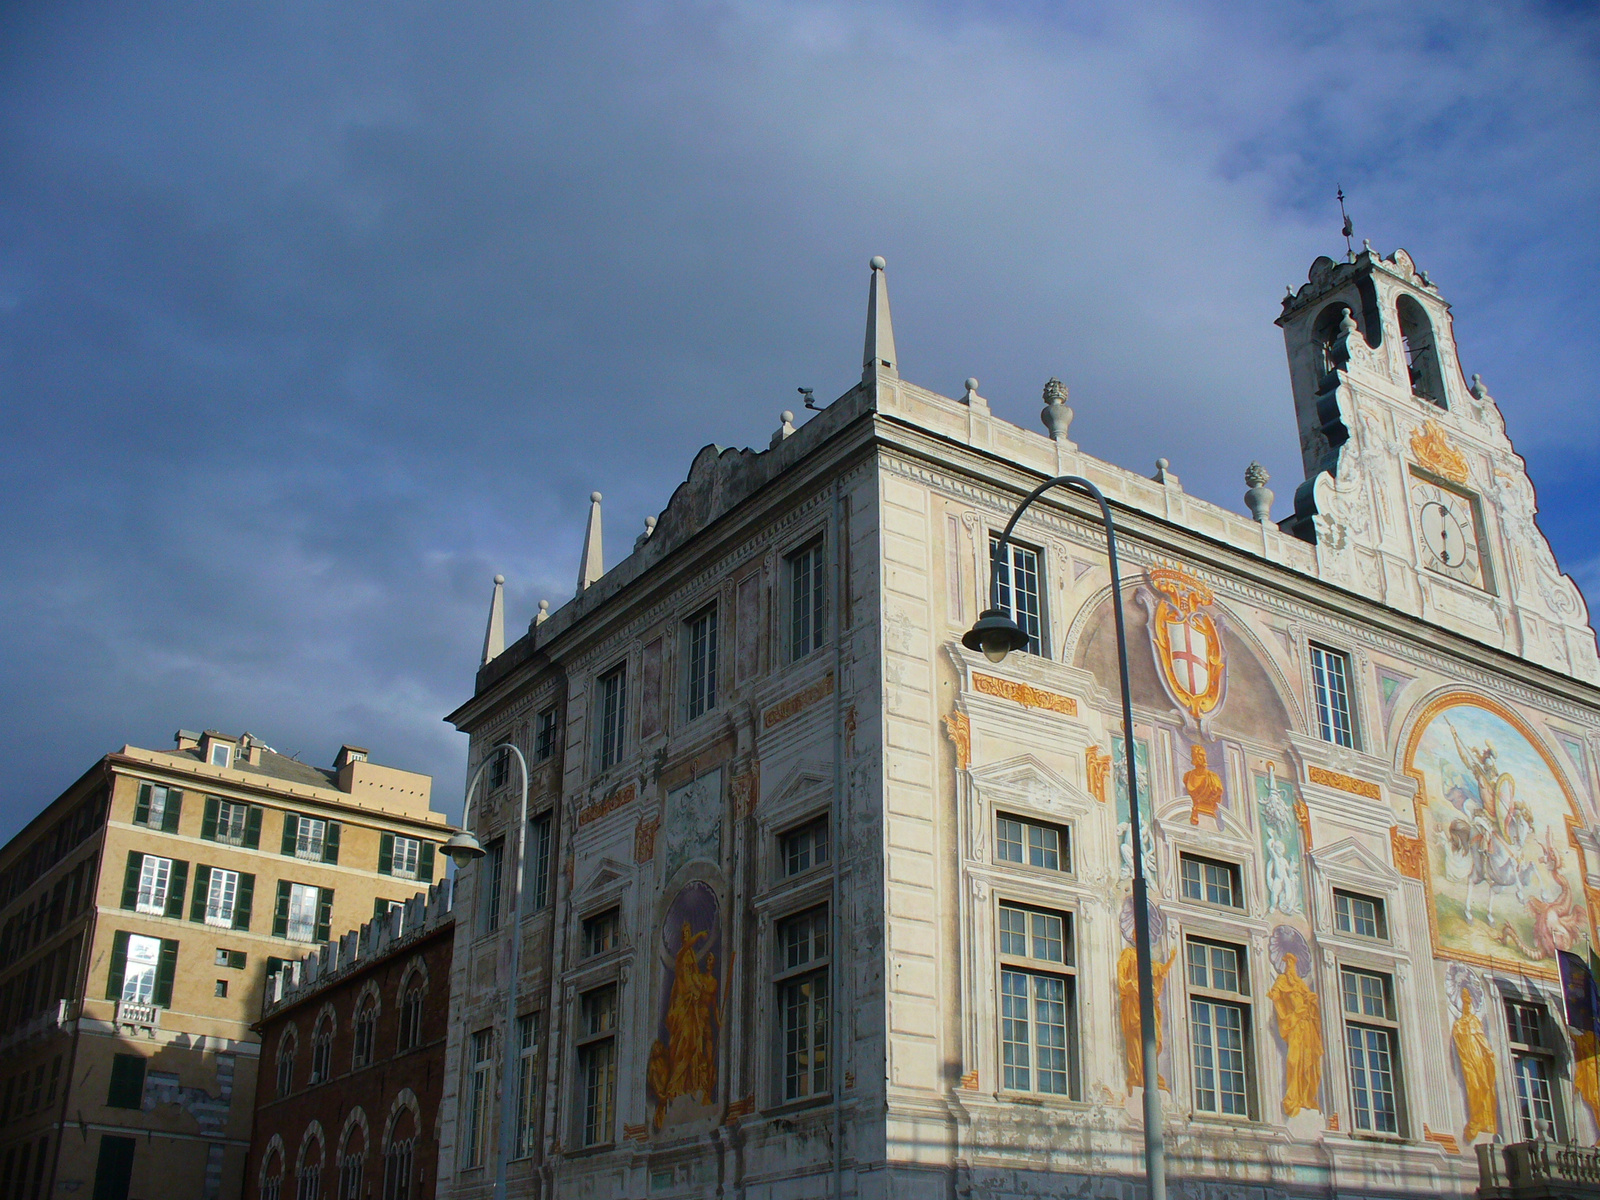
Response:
[962, 608, 1030, 663]
[443, 829, 486, 869]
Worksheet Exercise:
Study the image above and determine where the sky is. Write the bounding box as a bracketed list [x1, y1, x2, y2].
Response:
[1, 1, 1596, 841]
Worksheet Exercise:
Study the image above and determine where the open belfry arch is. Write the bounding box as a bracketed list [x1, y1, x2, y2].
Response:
[441, 249, 1600, 1199]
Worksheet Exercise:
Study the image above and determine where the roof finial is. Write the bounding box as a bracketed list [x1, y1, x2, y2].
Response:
[862, 255, 898, 385]
[1337, 186, 1355, 261]
[577, 492, 604, 595]
[481, 574, 505, 665]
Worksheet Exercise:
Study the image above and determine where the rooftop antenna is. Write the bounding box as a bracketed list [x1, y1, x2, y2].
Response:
[799, 386, 820, 411]
[1337, 186, 1355, 260]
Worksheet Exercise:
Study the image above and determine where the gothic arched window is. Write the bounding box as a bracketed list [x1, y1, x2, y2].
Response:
[310, 1010, 335, 1085]
[276, 1027, 298, 1098]
[353, 988, 379, 1069]
[337, 1114, 367, 1200]
[398, 974, 425, 1052]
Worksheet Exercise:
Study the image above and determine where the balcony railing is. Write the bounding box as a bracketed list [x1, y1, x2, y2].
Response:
[1478, 1140, 1600, 1198]
[114, 1000, 161, 1037]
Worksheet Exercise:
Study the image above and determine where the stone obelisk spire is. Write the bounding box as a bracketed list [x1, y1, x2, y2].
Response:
[577, 491, 604, 595]
[481, 574, 505, 665]
[862, 255, 898, 385]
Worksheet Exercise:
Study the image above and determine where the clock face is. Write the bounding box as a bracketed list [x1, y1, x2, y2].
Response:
[1410, 474, 1486, 589]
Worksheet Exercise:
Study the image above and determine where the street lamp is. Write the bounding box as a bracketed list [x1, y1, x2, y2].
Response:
[962, 475, 1166, 1200]
[455, 741, 532, 1200]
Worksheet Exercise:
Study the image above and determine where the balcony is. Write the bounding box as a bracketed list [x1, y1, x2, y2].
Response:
[114, 1000, 161, 1038]
[1478, 1140, 1600, 1199]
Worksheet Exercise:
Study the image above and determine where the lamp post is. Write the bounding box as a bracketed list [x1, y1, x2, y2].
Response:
[443, 740, 531, 1200]
[962, 475, 1165, 1200]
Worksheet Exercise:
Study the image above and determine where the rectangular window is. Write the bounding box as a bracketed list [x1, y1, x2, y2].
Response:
[119, 934, 164, 1004]
[481, 840, 504, 934]
[776, 906, 830, 1101]
[684, 604, 719, 720]
[1180, 854, 1243, 909]
[205, 869, 240, 927]
[295, 817, 328, 861]
[535, 706, 559, 762]
[788, 539, 827, 661]
[515, 1012, 541, 1159]
[93, 1135, 136, 1200]
[1334, 890, 1387, 940]
[1341, 966, 1404, 1135]
[209, 742, 232, 768]
[106, 1055, 146, 1109]
[467, 1030, 493, 1167]
[390, 836, 421, 880]
[780, 816, 830, 878]
[136, 856, 173, 915]
[214, 979, 228, 997]
[529, 814, 553, 910]
[213, 800, 249, 845]
[997, 903, 1079, 1097]
[489, 748, 510, 791]
[1506, 1000, 1560, 1141]
[597, 665, 627, 771]
[1309, 644, 1356, 748]
[582, 908, 621, 958]
[286, 883, 321, 943]
[577, 986, 618, 1146]
[989, 536, 1044, 656]
[995, 813, 1071, 873]
[1186, 938, 1253, 1117]
[134, 782, 182, 832]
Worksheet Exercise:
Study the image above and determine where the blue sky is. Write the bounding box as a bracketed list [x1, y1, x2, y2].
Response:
[1, 1, 1596, 839]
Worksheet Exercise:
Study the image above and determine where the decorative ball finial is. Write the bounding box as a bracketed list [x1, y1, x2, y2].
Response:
[964, 377, 979, 393]
[1156, 457, 1169, 471]
[494, 574, 505, 585]
[590, 491, 603, 504]
[644, 515, 657, 532]
[782, 410, 794, 423]
[538, 599, 549, 611]
[870, 255, 886, 271]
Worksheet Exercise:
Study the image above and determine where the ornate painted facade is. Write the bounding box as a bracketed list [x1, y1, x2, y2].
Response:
[439, 250, 1600, 1198]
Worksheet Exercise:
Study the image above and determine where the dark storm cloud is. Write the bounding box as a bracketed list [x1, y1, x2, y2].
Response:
[1, 1, 1596, 836]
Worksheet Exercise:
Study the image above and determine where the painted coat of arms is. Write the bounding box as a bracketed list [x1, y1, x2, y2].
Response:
[1141, 566, 1227, 728]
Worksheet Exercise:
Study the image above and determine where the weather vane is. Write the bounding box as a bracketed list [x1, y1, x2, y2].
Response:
[1337, 186, 1355, 259]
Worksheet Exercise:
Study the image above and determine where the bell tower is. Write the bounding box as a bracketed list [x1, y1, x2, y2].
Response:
[1275, 244, 1598, 683]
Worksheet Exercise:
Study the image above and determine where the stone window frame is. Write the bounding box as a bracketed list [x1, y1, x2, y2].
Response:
[779, 523, 830, 665]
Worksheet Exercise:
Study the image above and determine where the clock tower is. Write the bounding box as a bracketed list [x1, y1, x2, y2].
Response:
[1277, 244, 1598, 683]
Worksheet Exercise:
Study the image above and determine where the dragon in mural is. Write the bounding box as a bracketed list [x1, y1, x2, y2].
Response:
[1492, 826, 1582, 962]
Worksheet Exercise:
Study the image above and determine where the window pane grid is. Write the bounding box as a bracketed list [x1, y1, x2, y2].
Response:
[782, 818, 830, 876]
[990, 538, 1043, 655]
[136, 856, 171, 914]
[598, 668, 626, 770]
[1310, 645, 1355, 748]
[1190, 999, 1249, 1115]
[686, 606, 718, 720]
[1345, 1024, 1399, 1133]
[1513, 1055, 1558, 1140]
[206, 869, 239, 926]
[789, 542, 826, 661]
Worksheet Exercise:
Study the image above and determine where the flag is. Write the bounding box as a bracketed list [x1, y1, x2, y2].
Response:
[1559, 949, 1599, 1034]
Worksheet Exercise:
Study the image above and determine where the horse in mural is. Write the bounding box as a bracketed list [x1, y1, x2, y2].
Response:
[1439, 799, 1537, 925]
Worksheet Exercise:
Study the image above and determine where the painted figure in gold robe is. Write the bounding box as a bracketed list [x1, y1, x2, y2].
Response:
[649, 920, 720, 1126]
[1118, 945, 1176, 1090]
[1184, 744, 1224, 825]
[1453, 987, 1498, 1141]
[1268, 952, 1323, 1116]
[1574, 1030, 1600, 1122]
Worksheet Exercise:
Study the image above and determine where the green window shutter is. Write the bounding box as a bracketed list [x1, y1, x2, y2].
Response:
[106, 931, 130, 1000]
[106, 1055, 146, 1109]
[315, 888, 333, 942]
[189, 866, 211, 922]
[92, 1134, 137, 1200]
[374, 898, 391, 918]
[153, 940, 178, 1007]
[244, 806, 263, 849]
[200, 797, 219, 842]
[378, 832, 394, 876]
[233, 874, 254, 931]
[281, 814, 298, 856]
[134, 784, 152, 827]
[418, 841, 435, 883]
[322, 822, 340, 864]
[120, 853, 143, 910]
[164, 860, 188, 919]
[161, 790, 182, 833]
[272, 881, 290, 938]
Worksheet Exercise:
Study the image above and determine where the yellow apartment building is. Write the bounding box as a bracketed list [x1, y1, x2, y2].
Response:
[0, 727, 450, 1200]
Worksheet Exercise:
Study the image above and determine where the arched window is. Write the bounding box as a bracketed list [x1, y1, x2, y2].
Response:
[276, 1027, 298, 1098]
[1312, 303, 1352, 375]
[310, 1010, 335, 1085]
[353, 987, 379, 1069]
[398, 971, 425, 1052]
[296, 1125, 325, 1200]
[382, 1102, 418, 1200]
[337, 1112, 367, 1200]
[1397, 294, 1445, 407]
[260, 1142, 285, 1200]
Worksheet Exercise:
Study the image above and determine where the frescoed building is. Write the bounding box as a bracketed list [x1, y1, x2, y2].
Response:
[0, 730, 450, 1200]
[242, 881, 454, 1200]
[437, 249, 1600, 1199]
